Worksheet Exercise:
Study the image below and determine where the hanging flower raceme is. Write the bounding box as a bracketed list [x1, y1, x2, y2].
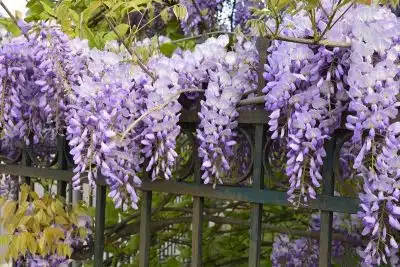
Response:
[263, 1, 400, 265]
[194, 35, 257, 185]
[66, 44, 147, 209]
[0, 21, 79, 149]
[263, 7, 349, 204]
[140, 55, 183, 181]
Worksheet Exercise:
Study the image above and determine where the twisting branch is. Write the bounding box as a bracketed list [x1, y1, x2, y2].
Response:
[271, 33, 351, 48]
[170, 31, 236, 44]
[103, 16, 156, 81]
[238, 95, 265, 106]
[168, 30, 351, 48]
[0, 0, 29, 39]
[120, 88, 204, 139]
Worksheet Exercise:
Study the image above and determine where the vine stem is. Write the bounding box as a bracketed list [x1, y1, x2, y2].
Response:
[170, 31, 236, 44]
[121, 90, 266, 140]
[0, 0, 29, 39]
[120, 88, 204, 139]
[169, 30, 351, 48]
[104, 16, 157, 81]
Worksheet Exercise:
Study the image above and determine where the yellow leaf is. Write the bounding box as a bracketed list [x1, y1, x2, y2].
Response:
[15, 201, 29, 217]
[0, 235, 10, 246]
[25, 232, 37, 254]
[19, 184, 30, 203]
[64, 244, 72, 257]
[15, 233, 27, 256]
[44, 227, 64, 243]
[5, 216, 19, 233]
[18, 215, 32, 228]
[8, 242, 18, 260]
[3, 200, 17, 217]
[29, 191, 39, 200]
[31, 220, 41, 233]
[0, 197, 6, 207]
[34, 199, 47, 210]
[55, 215, 69, 225]
[160, 8, 169, 23]
[78, 227, 88, 239]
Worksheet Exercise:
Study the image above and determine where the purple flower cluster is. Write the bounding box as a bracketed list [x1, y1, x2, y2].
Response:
[0, 174, 18, 200]
[263, 1, 400, 264]
[179, 0, 223, 35]
[332, 4, 399, 265]
[271, 212, 361, 266]
[64, 33, 258, 208]
[193, 36, 256, 185]
[0, 21, 78, 148]
[263, 9, 349, 204]
[233, 0, 265, 31]
[67, 42, 147, 209]
[141, 56, 182, 181]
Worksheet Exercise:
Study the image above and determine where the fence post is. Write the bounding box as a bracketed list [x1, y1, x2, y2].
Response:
[248, 37, 269, 267]
[248, 124, 265, 267]
[191, 150, 204, 267]
[56, 135, 68, 198]
[139, 189, 152, 267]
[22, 145, 32, 186]
[318, 137, 336, 267]
[94, 182, 106, 267]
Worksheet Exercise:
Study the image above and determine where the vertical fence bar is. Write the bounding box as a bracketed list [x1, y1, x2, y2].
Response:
[248, 37, 269, 267]
[72, 186, 83, 267]
[139, 189, 152, 267]
[318, 137, 336, 267]
[56, 135, 67, 198]
[248, 124, 265, 267]
[94, 182, 106, 267]
[22, 147, 32, 186]
[192, 151, 203, 267]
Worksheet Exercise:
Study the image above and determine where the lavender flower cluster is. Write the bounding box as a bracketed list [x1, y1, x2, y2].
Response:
[65, 34, 257, 209]
[233, 0, 265, 30]
[194, 35, 257, 184]
[271, 212, 361, 266]
[0, 174, 18, 200]
[263, 7, 349, 204]
[0, 21, 78, 148]
[67, 42, 146, 209]
[263, 1, 400, 265]
[179, 0, 223, 35]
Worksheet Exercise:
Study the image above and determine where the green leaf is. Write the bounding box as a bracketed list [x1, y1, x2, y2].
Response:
[82, 25, 99, 48]
[103, 31, 118, 42]
[105, 197, 119, 225]
[160, 43, 178, 57]
[0, 18, 22, 36]
[39, 0, 56, 17]
[82, 1, 102, 22]
[115, 23, 130, 36]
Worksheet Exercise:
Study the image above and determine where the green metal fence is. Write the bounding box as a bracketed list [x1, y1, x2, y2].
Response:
[0, 38, 360, 267]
